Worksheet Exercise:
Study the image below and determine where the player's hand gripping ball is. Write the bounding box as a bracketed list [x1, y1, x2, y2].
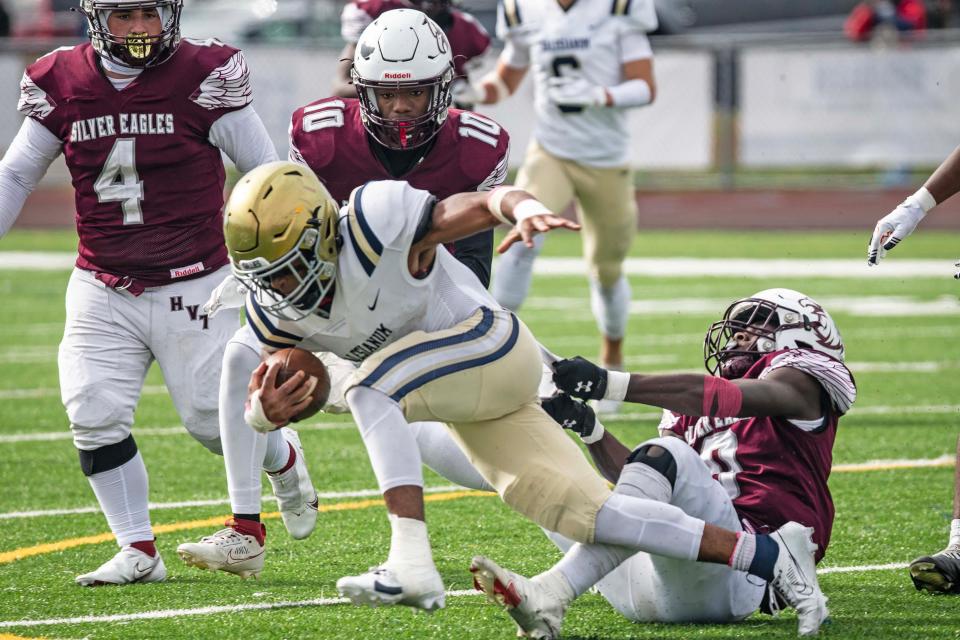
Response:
[264, 348, 331, 422]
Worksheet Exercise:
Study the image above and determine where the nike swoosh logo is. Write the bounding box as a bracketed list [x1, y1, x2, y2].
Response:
[374, 580, 403, 595]
[367, 290, 380, 311]
[226, 548, 264, 564]
[133, 561, 153, 577]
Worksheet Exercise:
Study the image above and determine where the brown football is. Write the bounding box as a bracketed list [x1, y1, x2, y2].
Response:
[265, 348, 331, 422]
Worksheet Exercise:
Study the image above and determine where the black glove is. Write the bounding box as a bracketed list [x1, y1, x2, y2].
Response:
[541, 393, 603, 443]
[552, 356, 608, 401]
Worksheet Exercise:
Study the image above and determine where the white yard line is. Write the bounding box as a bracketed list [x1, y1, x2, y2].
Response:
[0, 559, 915, 629]
[1, 455, 952, 521]
[0, 485, 465, 521]
[2, 253, 953, 278]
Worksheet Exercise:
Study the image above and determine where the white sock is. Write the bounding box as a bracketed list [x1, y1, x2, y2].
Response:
[262, 429, 289, 472]
[87, 452, 152, 546]
[589, 275, 630, 341]
[409, 421, 493, 492]
[491, 233, 546, 311]
[949, 519, 960, 549]
[593, 492, 705, 561]
[386, 515, 434, 567]
[220, 338, 267, 515]
[346, 386, 424, 492]
[544, 542, 632, 600]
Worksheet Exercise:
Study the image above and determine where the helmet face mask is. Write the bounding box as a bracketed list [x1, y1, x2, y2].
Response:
[224, 162, 341, 322]
[703, 288, 845, 379]
[81, 0, 184, 69]
[351, 9, 455, 150]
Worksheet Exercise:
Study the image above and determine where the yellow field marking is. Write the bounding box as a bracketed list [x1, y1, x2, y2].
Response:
[0, 490, 490, 566]
[0, 634, 47, 639]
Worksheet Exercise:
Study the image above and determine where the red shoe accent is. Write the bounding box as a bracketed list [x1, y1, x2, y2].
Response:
[227, 517, 266, 546]
[494, 578, 522, 608]
[268, 443, 297, 476]
[129, 539, 157, 558]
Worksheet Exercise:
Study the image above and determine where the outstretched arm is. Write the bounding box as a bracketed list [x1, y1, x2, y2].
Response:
[868, 144, 960, 266]
[553, 356, 824, 421]
[407, 188, 579, 275]
[332, 42, 359, 98]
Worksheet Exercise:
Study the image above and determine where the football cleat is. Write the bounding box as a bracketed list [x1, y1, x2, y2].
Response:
[177, 523, 265, 579]
[909, 546, 960, 593]
[75, 545, 166, 586]
[267, 427, 319, 539]
[336, 563, 445, 612]
[470, 556, 566, 640]
[769, 522, 829, 637]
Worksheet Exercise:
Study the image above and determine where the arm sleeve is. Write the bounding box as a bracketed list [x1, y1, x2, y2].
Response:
[619, 29, 653, 63]
[0, 117, 62, 238]
[209, 105, 279, 173]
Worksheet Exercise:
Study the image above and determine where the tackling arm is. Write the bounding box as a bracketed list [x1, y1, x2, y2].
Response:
[554, 356, 824, 421]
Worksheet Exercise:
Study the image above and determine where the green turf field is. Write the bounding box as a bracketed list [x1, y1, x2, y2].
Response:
[1, 229, 959, 639]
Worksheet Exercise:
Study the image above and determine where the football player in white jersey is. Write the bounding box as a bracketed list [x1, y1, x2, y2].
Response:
[218, 162, 829, 635]
[465, 0, 659, 413]
[866, 146, 960, 591]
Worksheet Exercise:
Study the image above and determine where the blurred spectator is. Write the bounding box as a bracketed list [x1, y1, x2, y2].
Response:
[927, 0, 955, 28]
[845, 0, 927, 41]
[0, 2, 9, 38]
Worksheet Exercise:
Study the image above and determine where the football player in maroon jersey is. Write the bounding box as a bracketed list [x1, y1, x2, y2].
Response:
[472, 288, 855, 637]
[176, 8, 505, 580]
[0, 0, 283, 586]
[334, 0, 491, 109]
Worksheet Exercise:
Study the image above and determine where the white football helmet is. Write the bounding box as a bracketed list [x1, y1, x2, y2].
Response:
[704, 288, 845, 378]
[80, 0, 183, 68]
[351, 9, 455, 150]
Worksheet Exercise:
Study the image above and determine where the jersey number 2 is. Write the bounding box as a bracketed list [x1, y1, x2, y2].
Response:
[94, 138, 144, 225]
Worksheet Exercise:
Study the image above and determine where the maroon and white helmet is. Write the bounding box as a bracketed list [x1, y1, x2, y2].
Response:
[704, 288, 845, 378]
[351, 8, 455, 150]
[80, 0, 184, 68]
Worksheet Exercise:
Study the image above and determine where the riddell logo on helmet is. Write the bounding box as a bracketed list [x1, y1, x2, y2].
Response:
[383, 72, 413, 79]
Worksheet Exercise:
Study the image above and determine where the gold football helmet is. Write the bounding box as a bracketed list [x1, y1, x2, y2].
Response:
[223, 161, 340, 320]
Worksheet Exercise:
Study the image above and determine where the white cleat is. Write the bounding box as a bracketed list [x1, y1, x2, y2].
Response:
[336, 563, 445, 612]
[75, 546, 166, 586]
[770, 522, 829, 637]
[177, 524, 265, 579]
[470, 556, 566, 640]
[268, 427, 319, 540]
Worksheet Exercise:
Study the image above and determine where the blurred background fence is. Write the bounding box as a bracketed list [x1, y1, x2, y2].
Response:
[2, 0, 960, 228]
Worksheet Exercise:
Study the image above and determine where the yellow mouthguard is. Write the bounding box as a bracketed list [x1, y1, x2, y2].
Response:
[126, 32, 153, 60]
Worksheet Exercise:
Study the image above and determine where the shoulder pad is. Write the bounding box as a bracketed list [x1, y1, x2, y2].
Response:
[498, 0, 523, 28]
[19, 46, 81, 121]
[289, 98, 352, 171]
[345, 181, 433, 275]
[189, 48, 252, 111]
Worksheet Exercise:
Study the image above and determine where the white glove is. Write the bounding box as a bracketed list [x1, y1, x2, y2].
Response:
[546, 76, 607, 109]
[450, 78, 483, 108]
[203, 274, 248, 317]
[867, 190, 933, 265]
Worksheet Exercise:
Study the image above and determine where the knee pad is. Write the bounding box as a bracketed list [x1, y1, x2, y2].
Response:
[78, 434, 138, 476]
[626, 444, 678, 490]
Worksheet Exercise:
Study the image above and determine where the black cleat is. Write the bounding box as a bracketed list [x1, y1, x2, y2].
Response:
[909, 547, 960, 594]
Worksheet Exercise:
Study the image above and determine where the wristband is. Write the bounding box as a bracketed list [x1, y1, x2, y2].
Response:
[581, 417, 605, 444]
[702, 376, 743, 418]
[487, 186, 523, 225]
[606, 78, 652, 108]
[511, 198, 552, 224]
[906, 186, 937, 214]
[604, 370, 630, 402]
[244, 389, 287, 433]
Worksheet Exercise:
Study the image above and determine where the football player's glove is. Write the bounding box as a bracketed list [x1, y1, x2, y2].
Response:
[867, 196, 928, 265]
[450, 78, 483, 109]
[540, 393, 604, 444]
[552, 357, 608, 401]
[546, 76, 607, 109]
